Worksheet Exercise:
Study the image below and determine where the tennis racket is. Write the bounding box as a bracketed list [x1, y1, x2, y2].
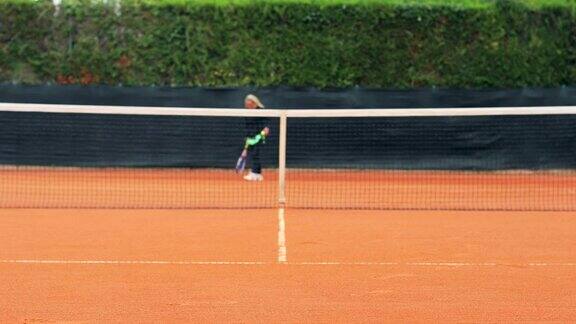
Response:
[235, 149, 248, 173]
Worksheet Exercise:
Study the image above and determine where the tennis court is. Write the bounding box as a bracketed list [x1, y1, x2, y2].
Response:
[1, 104, 575, 321]
[1, 209, 575, 322]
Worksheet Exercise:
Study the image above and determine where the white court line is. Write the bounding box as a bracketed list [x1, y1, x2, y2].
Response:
[288, 262, 576, 266]
[278, 208, 287, 263]
[1, 260, 575, 267]
[0, 260, 267, 265]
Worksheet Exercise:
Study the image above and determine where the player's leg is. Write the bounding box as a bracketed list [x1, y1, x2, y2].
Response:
[244, 144, 263, 181]
[252, 144, 263, 180]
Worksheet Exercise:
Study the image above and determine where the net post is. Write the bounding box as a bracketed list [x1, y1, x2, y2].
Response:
[278, 110, 287, 207]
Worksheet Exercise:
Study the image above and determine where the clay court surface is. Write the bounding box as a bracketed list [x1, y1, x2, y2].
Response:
[1, 168, 576, 321]
[1, 208, 575, 322]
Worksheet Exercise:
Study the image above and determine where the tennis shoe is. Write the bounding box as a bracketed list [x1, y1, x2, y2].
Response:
[243, 172, 264, 181]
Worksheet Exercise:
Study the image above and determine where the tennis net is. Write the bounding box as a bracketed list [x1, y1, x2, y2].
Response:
[1, 103, 575, 210]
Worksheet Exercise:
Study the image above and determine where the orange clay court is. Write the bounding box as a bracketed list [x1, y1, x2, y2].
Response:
[1, 168, 576, 322]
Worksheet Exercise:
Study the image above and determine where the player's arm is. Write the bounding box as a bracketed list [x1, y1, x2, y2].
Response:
[244, 126, 270, 150]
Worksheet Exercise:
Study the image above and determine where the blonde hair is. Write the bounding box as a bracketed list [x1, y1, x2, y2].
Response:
[245, 94, 265, 108]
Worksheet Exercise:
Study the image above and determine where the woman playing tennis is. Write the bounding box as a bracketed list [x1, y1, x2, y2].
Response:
[240, 94, 269, 181]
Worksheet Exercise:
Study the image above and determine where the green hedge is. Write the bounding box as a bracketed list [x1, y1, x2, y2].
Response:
[1, 0, 575, 88]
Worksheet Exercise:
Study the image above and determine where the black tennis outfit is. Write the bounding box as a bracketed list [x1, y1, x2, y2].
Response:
[244, 116, 268, 174]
